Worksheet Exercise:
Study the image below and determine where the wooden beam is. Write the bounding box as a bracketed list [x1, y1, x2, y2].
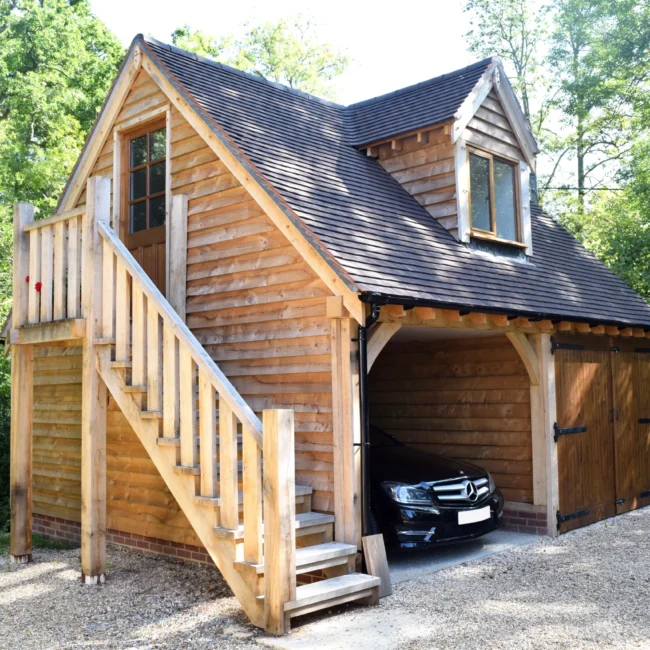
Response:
[633, 328, 645, 338]
[466, 312, 487, 325]
[23, 206, 85, 232]
[512, 317, 532, 330]
[540, 333, 559, 536]
[537, 320, 553, 333]
[489, 314, 509, 327]
[556, 321, 572, 332]
[441, 309, 461, 323]
[390, 139, 402, 151]
[13, 204, 33, 330]
[367, 323, 401, 372]
[605, 326, 619, 336]
[80, 176, 110, 584]
[169, 194, 188, 320]
[574, 323, 591, 334]
[591, 325, 605, 335]
[416, 131, 429, 145]
[10, 344, 33, 563]
[10, 319, 86, 346]
[412, 306, 438, 321]
[384, 304, 406, 319]
[620, 327, 633, 337]
[326, 295, 347, 319]
[10, 205, 34, 564]
[263, 409, 296, 635]
[505, 332, 540, 387]
[362, 534, 392, 598]
[331, 318, 360, 547]
[141, 53, 365, 324]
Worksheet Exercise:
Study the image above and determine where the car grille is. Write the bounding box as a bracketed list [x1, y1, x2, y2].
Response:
[427, 477, 490, 504]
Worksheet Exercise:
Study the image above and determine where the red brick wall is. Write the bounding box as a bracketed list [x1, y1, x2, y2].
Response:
[33, 514, 215, 566]
[501, 507, 548, 535]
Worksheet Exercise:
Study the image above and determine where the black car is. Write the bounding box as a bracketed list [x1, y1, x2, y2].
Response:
[369, 427, 504, 549]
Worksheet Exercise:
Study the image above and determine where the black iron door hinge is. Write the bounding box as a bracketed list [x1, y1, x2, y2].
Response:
[554, 423, 587, 442]
[639, 418, 650, 424]
[615, 498, 626, 505]
[641, 489, 650, 499]
[557, 508, 590, 526]
[550, 335, 585, 355]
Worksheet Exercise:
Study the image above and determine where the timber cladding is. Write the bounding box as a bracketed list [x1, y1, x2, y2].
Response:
[33, 66, 336, 543]
[368, 334, 533, 504]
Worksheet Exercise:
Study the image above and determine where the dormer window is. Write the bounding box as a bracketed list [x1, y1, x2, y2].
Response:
[468, 148, 520, 244]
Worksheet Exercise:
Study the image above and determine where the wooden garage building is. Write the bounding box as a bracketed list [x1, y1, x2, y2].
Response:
[8, 35, 650, 633]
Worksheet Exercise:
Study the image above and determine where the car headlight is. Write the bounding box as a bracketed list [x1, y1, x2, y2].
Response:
[381, 481, 434, 506]
[488, 472, 496, 494]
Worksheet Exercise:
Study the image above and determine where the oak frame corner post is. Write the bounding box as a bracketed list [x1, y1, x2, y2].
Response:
[80, 176, 110, 584]
[10, 203, 35, 563]
[263, 409, 296, 636]
[330, 313, 360, 548]
[533, 333, 559, 537]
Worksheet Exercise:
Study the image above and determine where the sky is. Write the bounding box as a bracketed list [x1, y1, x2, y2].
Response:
[89, 0, 476, 105]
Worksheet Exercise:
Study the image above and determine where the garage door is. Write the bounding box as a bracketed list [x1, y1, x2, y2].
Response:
[554, 335, 650, 533]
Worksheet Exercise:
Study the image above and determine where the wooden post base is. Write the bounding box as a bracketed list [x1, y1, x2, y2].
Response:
[81, 573, 106, 585]
[10, 554, 32, 565]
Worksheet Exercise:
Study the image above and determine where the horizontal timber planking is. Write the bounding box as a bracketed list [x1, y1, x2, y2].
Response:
[375, 127, 458, 235]
[368, 335, 533, 502]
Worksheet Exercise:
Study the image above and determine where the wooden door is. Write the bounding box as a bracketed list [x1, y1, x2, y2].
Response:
[554, 336, 616, 533]
[121, 121, 167, 294]
[612, 340, 650, 514]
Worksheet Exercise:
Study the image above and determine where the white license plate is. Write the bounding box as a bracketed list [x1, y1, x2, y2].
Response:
[458, 506, 491, 525]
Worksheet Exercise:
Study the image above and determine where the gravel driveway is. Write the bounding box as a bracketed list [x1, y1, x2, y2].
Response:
[2, 507, 650, 649]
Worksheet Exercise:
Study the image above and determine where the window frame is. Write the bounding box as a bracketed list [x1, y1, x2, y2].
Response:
[119, 117, 168, 248]
[467, 146, 524, 248]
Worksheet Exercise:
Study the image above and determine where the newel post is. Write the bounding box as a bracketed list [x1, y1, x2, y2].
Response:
[10, 203, 34, 563]
[263, 409, 296, 635]
[80, 176, 110, 584]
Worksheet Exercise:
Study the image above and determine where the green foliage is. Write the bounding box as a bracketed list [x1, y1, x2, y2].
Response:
[0, 0, 123, 531]
[172, 16, 349, 99]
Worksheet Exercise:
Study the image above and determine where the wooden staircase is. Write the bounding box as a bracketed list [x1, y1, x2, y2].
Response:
[10, 177, 380, 634]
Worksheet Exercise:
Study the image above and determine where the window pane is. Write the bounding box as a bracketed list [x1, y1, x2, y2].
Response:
[149, 162, 166, 195]
[494, 159, 517, 241]
[130, 168, 147, 201]
[149, 128, 166, 161]
[130, 135, 147, 168]
[469, 153, 491, 232]
[130, 201, 146, 233]
[149, 195, 166, 228]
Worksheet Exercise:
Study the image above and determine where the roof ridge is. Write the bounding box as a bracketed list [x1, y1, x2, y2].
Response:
[345, 56, 497, 111]
[138, 35, 346, 109]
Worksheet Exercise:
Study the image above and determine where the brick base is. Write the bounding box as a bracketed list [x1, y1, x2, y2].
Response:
[33, 513, 215, 566]
[501, 506, 548, 535]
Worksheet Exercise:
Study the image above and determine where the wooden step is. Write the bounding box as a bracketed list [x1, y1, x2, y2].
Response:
[283, 573, 380, 619]
[194, 484, 312, 508]
[238, 541, 357, 576]
[141, 410, 163, 419]
[123, 384, 147, 394]
[94, 337, 115, 346]
[215, 512, 335, 540]
[110, 360, 132, 369]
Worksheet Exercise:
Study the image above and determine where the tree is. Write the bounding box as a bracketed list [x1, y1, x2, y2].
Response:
[545, 0, 650, 210]
[464, 0, 549, 132]
[0, 0, 123, 529]
[172, 16, 349, 100]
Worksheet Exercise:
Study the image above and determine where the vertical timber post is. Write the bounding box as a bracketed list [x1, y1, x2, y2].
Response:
[263, 409, 296, 635]
[80, 176, 110, 584]
[539, 333, 559, 536]
[328, 296, 359, 547]
[10, 203, 34, 563]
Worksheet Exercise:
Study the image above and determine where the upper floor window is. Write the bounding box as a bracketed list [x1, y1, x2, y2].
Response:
[127, 124, 166, 234]
[468, 148, 519, 243]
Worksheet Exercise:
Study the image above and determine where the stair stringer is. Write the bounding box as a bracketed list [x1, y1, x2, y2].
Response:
[96, 347, 265, 627]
